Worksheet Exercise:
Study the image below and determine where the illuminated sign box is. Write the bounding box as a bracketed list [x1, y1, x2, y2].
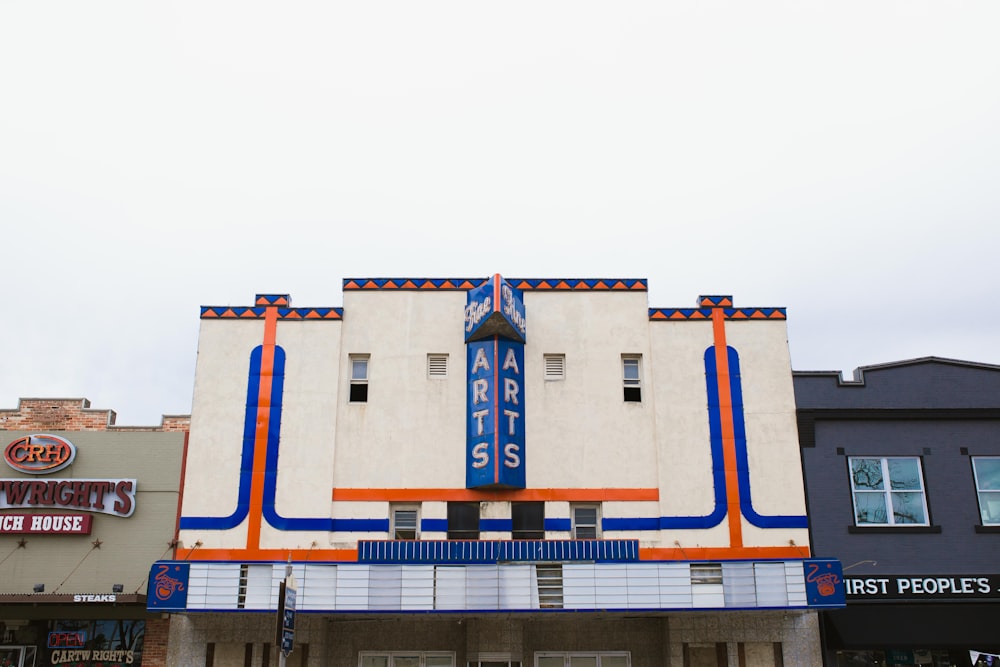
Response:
[466, 275, 526, 490]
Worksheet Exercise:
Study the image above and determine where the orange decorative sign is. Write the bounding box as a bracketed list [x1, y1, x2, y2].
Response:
[4, 434, 77, 474]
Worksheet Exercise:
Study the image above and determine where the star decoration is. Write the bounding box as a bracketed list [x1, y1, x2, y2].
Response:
[91, 539, 103, 549]
[17, 538, 27, 548]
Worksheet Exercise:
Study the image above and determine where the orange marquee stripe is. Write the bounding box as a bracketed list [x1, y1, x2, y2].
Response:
[187, 548, 359, 562]
[331, 488, 660, 502]
[640, 546, 810, 560]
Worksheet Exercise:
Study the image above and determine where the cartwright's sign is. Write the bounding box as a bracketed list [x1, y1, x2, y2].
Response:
[1, 434, 137, 518]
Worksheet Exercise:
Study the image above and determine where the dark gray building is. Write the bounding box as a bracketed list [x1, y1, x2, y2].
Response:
[795, 357, 1000, 667]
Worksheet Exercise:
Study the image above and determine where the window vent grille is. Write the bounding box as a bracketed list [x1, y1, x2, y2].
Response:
[428, 354, 449, 378]
[543, 354, 565, 380]
[536, 564, 564, 608]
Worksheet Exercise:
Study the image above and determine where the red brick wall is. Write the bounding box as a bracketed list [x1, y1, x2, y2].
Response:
[0, 398, 189, 432]
[142, 617, 170, 667]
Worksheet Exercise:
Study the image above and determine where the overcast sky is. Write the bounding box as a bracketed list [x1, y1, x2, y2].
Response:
[2, 1, 998, 425]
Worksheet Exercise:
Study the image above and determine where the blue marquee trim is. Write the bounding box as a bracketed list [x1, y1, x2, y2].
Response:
[357, 539, 640, 563]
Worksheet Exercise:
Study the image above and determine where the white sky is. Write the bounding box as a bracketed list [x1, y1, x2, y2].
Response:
[2, 1, 998, 425]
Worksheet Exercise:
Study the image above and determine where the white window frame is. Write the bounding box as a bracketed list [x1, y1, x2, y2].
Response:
[849, 456, 930, 526]
[972, 456, 1000, 525]
[571, 503, 601, 539]
[360, 652, 456, 667]
[543, 354, 565, 381]
[427, 354, 449, 379]
[349, 354, 370, 403]
[469, 660, 521, 667]
[622, 355, 641, 402]
[391, 504, 420, 540]
[535, 652, 630, 667]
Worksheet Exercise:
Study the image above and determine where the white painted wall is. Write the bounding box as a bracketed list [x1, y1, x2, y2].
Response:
[181, 285, 810, 553]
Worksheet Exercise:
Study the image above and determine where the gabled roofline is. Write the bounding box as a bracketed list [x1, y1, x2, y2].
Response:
[793, 356, 1000, 385]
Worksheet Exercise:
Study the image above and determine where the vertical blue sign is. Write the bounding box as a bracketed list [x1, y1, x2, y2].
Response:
[466, 275, 526, 489]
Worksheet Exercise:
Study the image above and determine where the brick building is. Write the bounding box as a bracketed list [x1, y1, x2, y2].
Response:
[0, 398, 188, 667]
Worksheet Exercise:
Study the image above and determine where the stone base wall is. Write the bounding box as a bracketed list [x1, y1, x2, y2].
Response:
[166, 611, 820, 667]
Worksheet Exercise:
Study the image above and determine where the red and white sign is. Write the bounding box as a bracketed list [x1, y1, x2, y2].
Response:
[4, 434, 77, 474]
[0, 479, 136, 517]
[0, 512, 93, 534]
[1, 435, 137, 518]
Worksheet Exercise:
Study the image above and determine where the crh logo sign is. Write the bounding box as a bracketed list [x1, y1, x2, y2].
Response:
[4, 434, 77, 474]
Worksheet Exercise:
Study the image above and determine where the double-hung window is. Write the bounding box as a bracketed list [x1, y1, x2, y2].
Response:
[622, 356, 641, 402]
[571, 504, 601, 539]
[392, 504, 420, 540]
[972, 457, 1000, 525]
[350, 355, 370, 403]
[849, 457, 929, 526]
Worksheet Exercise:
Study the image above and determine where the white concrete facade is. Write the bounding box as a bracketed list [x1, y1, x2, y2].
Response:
[161, 279, 834, 667]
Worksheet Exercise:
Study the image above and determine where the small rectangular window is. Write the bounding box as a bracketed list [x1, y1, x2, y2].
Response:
[973, 457, 1000, 525]
[392, 504, 420, 540]
[849, 456, 929, 526]
[428, 354, 449, 379]
[622, 356, 641, 402]
[350, 355, 369, 403]
[535, 653, 630, 667]
[512, 501, 545, 540]
[571, 504, 600, 539]
[447, 502, 480, 540]
[361, 653, 455, 667]
[543, 354, 565, 381]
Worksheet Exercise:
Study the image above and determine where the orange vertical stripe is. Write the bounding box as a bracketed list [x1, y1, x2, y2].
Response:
[712, 307, 743, 548]
[246, 306, 279, 549]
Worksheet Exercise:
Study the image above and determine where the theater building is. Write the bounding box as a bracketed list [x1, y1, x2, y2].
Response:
[0, 398, 188, 667]
[795, 358, 1000, 666]
[153, 276, 844, 667]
